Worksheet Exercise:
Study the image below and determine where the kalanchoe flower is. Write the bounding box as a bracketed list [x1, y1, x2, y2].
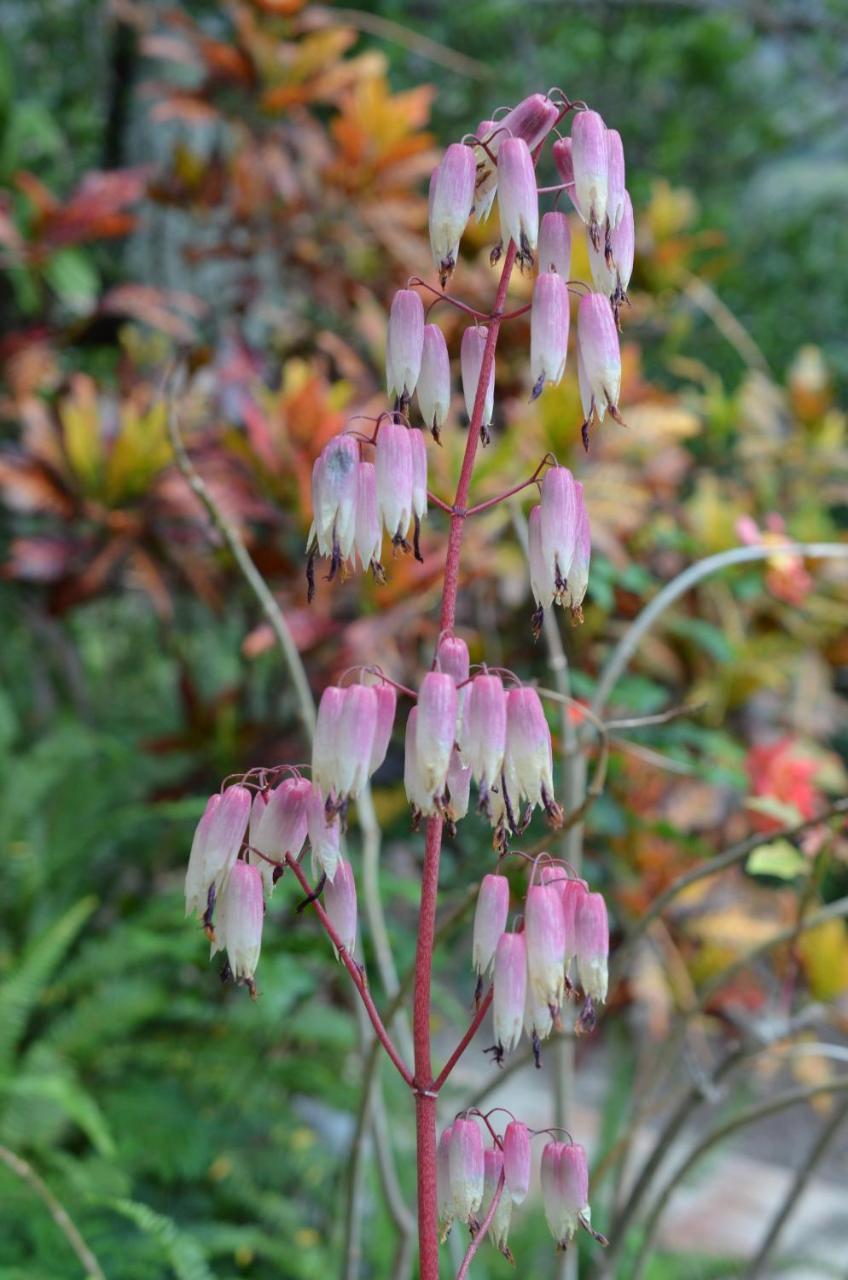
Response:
[449, 1116, 484, 1225]
[250, 776, 311, 896]
[415, 671, 458, 797]
[375, 421, 414, 547]
[497, 137, 539, 269]
[308, 434, 359, 589]
[571, 110, 609, 248]
[524, 980, 556, 1061]
[409, 427, 428, 560]
[589, 190, 634, 312]
[354, 461, 384, 580]
[577, 292, 622, 440]
[472, 873, 510, 976]
[429, 143, 476, 285]
[605, 129, 626, 231]
[567, 492, 591, 622]
[525, 879, 567, 1009]
[386, 289, 424, 404]
[437, 631, 471, 732]
[313, 684, 378, 807]
[528, 504, 556, 634]
[185, 786, 251, 919]
[307, 785, 342, 883]
[461, 673, 507, 812]
[483, 1146, 514, 1259]
[541, 1141, 590, 1249]
[323, 857, 357, 957]
[473, 95, 557, 223]
[562, 877, 589, 966]
[472, 118, 500, 222]
[540, 465, 579, 603]
[576, 890, 609, 1004]
[444, 748, 472, 826]
[493, 931, 527, 1054]
[417, 324, 451, 440]
[552, 136, 577, 210]
[437, 1124, 456, 1237]
[503, 686, 562, 827]
[368, 682, 397, 777]
[212, 860, 264, 996]
[501, 93, 560, 153]
[404, 707, 438, 820]
[461, 326, 495, 443]
[538, 210, 572, 278]
[531, 272, 570, 398]
[502, 1121, 532, 1205]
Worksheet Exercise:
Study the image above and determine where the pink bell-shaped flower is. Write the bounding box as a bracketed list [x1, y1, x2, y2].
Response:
[528, 504, 556, 619]
[541, 1140, 590, 1248]
[472, 873, 510, 976]
[437, 631, 471, 732]
[500, 93, 559, 153]
[524, 979, 555, 1049]
[461, 673, 507, 805]
[571, 110, 608, 247]
[444, 748, 472, 824]
[540, 465, 579, 603]
[212, 859, 264, 994]
[375, 421, 414, 547]
[473, 95, 556, 224]
[525, 879, 567, 1009]
[307, 784, 342, 883]
[309, 433, 359, 569]
[354, 461, 383, 577]
[437, 1123, 456, 1235]
[483, 1146, 513, 1258]
[531, 272, 570, 398]
[404, 706, 438, 818]
[185, 786, 251, 918]
[577, 292, 622, 427]
[493, 931, 527, 1054]
[562, 877, 588, 966]
[417, 324, 451, 440]
[497, 137, 538, 267]
[250, 776, 310, 896]
[605, 128, 626, 230]
[313, 685, 378, 806]
[429, 143, 476, 285]
[472, 118, 500, 222]
[410, 427, 428, 523]
[552, 136, 579, 213]
[589, 189, 634, 303]
[369, 681, 397, 777]
[415, 671, 458, 797]
[568, 492, 591, 621]
[461, 325, 495, 440]
[538, 210, 572, 279]
[503, 686, 560, 826]
[575, 890, 609, 1003]
[502, 1121, 531, 1205]
[323, 857, 357, 957]
[448, 1116, 485, 1225]
[386, 289, 424, 403]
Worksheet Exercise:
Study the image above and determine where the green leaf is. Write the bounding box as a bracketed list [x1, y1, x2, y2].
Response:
[103, 1199, 216, 1280]
[1, 1074, 115, 1155]
[746, 839, 807, 881]
[744, 795, 803, 827]
[43, 248, 99, 313]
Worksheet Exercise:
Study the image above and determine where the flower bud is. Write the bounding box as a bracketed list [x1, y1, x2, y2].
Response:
[483, 1146, 513, 1257]
[410, 427, 428, 522]
[313, 686, 345, 799]
[525, 881, 566, 1009]
[415, 671, 458, 796]
[418, 324, 451, 439]
[449, 1116, 484, 1224]
[324, 857, 357, 957]
[540, 465, 579, 602]
[438, 1124, 456, 1232]
[444, 748, 472, 824]
[538, 210, 572, 278]
[605, 129, 626, 230]
[575, 890, 609, 1003]
[461, 673, 507, 798]
[500, 93, 559, 153]
[589, 189, 634, 301]
[251, 776, 311, 895]
[429, 143, 476, 284]
[541, 1140, 589, 1247]
[502, 1121, 531, 1205]
[528, 504, 556, 613]
[571, 109, 608, 246]
[561, 877, 588, 964]
[404, 706, 437, 817]
[472, 873, 510, 975]
[437, 631, 471, 734]
[461, 326, 495, 436]
[212, 860, 264, 990]
[375, 421, 414, 545]
[185, 786, 251, 918]
[386, 289, 425, 402]
[313, 684, 378, 804]
[307, 784, 341, 883]
[493, 931, 527, 1054]
[552, 137, 578, 212]
[310, 434, 359, 563]
[577, 292, 621, 424]
[354, 460, 382, 574]
[531, 272, 570, 397]
[504, 686, 559, 823]
[369, 681, 397, 777]
[497, 137, 538, 266]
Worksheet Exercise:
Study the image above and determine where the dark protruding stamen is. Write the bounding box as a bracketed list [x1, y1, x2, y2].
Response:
[483, 1043, 505, 1068]
[413, 514, 423, 563]
[295, 871, 327, 914]
[306, 550, 317, 603]
[531, 1030, 543, 1069]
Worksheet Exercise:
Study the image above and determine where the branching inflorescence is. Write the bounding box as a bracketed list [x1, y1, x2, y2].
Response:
[184, 89, 634, 1277]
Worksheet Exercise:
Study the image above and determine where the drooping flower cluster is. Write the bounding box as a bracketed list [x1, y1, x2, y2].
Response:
[473, 861, 610, 1063]
[438, 1111, 602, 1258]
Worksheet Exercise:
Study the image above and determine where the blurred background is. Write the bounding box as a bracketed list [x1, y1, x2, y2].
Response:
[1, 1, 847, 1277]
